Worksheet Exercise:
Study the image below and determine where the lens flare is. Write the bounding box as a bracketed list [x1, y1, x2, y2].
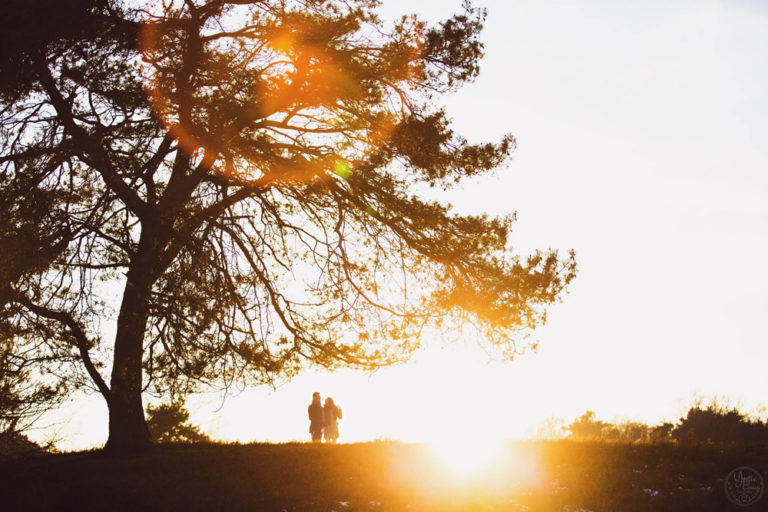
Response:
[333, 160, 353, 180]
[137, 14, 413, 188]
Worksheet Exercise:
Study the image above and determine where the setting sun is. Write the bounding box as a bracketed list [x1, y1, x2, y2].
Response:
[429, 437, 506, 476]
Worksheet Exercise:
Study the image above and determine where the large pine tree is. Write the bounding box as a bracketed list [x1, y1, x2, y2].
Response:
[0, 0, 576, 453]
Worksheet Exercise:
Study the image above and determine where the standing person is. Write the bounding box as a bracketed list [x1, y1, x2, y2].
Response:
[323, 397, 342, 444]
[308, 392, 324, 443]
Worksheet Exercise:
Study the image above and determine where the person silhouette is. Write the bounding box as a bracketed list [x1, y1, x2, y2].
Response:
[323, 397, 342, 444]
[308, 392, 324, 443]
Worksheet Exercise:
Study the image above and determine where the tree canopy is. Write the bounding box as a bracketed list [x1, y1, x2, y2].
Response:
[0, 0, 576, 453]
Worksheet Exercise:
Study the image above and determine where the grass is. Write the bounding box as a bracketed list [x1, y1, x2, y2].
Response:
[0, 440, 766, 511]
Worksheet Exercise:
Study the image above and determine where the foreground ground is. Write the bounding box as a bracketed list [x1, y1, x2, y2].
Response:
[0, 440, 766, 511]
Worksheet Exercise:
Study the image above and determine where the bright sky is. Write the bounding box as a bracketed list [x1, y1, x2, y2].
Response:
[42, 0, 768, 450]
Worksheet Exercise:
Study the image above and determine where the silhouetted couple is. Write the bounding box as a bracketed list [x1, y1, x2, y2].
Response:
[308, 392, 342, 443]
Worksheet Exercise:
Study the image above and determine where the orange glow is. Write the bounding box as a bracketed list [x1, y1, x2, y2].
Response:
[137, 18, 414, 189]
[429, 437, 505, 476]
[269, 33, 295, 55]
[138, 22, 215, 161]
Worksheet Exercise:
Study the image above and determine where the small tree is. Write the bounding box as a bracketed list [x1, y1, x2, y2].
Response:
[146, 401, 209, 443]
[1, 0, 576, 453]
[567, 411, 606, 440]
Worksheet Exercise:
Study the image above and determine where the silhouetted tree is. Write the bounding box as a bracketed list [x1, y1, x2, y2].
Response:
[564, 401, 768, 445]
[567, 412, 651, 442]
[650, 422, 674, 443]
[146, 401, 209, 443]
[672, 402, 768, 446]
[611, 420, 651, 443]
[1, 0, 576, 454]
[568, 411, 606, 440]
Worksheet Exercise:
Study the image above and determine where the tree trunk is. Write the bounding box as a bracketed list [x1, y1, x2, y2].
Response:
[103, 265, 154, 455]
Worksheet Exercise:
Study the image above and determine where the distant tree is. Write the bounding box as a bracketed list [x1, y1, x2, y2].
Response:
[567, 412, 652, 442]
[1, 0, 576, 454]
[568, 411, 607, 440]
[650, 422, 674, 443]
[535, 416, 567, 440]
[146, 401, 209, 444]
[612, 420, 651, 443]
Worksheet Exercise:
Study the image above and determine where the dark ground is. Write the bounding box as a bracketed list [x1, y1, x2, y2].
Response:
[0, 440, 766, 511]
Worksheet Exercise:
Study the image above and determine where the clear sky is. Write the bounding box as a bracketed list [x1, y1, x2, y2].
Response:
[42, 0, 768, 450]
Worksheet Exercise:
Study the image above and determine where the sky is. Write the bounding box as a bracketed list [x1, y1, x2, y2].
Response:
[39, 0, 768, 450]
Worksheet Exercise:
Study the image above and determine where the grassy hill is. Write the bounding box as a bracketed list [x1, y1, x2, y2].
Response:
[0, 440, 765, 511]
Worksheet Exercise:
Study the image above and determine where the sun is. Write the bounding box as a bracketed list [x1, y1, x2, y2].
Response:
[429, 436, 506, 476]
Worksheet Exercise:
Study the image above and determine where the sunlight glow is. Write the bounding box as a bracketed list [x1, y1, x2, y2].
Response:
[429, 437, 505, 476]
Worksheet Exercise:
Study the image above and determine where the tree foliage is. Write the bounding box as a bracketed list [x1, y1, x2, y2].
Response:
[0, 343, 64, 436]
[1, 0, 576, 451]
[0, 335, 61, 458]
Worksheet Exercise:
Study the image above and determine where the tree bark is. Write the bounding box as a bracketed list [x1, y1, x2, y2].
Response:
[103, 233, 161, 454]
[103, 269, 152, 454]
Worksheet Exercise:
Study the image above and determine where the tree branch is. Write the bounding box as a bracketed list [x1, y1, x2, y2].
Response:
[35, 62, 151, 222]
[11, 292, 112, 403]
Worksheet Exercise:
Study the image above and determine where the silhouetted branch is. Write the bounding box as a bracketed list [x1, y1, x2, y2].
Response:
[11, 292, 111, 403]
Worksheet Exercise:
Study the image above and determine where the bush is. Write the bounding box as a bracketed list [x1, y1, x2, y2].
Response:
[0, 431, 45, 460]
[563, 398, 768, 446]
[672, 403, 768, 445]
[146, 402, 210, 444]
